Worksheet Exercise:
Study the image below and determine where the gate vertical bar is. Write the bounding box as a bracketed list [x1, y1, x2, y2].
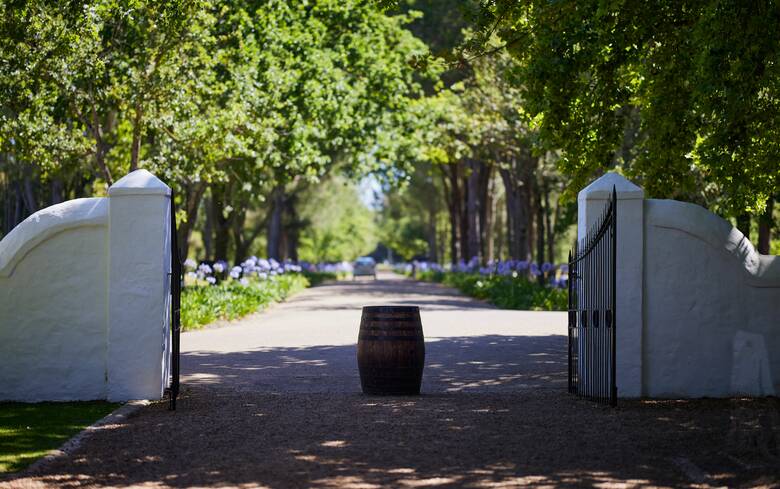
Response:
[168, 189, 182, 410]
[567, 250, 573, 394]
[610, 187, 617, 406]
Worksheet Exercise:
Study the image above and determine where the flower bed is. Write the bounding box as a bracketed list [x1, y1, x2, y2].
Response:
[181, 257, 326, 330]
[181, 274, 309, 330]
[404, 259, 568, 311]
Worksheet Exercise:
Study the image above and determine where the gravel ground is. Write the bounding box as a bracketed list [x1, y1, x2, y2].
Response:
[3, 274, 779, 488]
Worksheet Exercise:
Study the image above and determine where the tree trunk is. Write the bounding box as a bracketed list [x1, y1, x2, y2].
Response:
[447, 199, 460, 264]
[428, 204, 438, 263]
[737, 214, 752, 242]
[267, 185, 285, 260]
[441, 166, 461, 264]
[503, 174, 515, 255]
[13, 181, 24, 230]
[544, 182, 554, 264]
[285, 194, 301, 262]
[176, 180, 206, 261]
[1, 161, 10, 235]
[536, 190, 545, 265]
[211, 184, 231, 262]
[89, 99, 113, 185]
[483, 170, 495, 262]
[494, 193, 504, 260]
[466, 159, 481, 262]
[50, 178, 64, 205]
[231, 208, 248, 263]
[758, 197, 774, 254]
[477, 163, 492, 261]
[20, 165, 38, 216]
[129, 105, 143, 172]
[279, 228, 289, 261]
[526, 182, 535, 263]
[499, 165, 530, 261]
[535, 185, 545, 284]
[452, 162, 469, 263]
[437, 221, 446, 265]
[549, 190, 561, 264]
[203, 195, 214, 260]
[287, 228, 299, 262]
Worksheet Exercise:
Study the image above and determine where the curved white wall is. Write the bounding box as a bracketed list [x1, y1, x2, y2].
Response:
[579, 173, 779, 398]
[644, 199, 779, 397]
[0, 200, 108, 401]
[0, 170, 172, 402]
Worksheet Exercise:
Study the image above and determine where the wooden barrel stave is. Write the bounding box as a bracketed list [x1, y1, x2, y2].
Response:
[357, 306, 424, 395]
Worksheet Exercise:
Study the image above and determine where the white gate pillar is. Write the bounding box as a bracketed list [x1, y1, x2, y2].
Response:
[578, 173, 644, 397]
[106, 170, 172, 401]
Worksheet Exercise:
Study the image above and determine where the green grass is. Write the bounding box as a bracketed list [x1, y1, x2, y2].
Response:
[0, 401, 119, 473]
[416, 271, 568, 311]
[181, 273, 309, 330]
[301, 270, 340, 286]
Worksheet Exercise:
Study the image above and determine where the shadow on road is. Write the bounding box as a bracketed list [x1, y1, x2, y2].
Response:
[6, 334, 780, 487]
[181, 335, 568, 394]
[8, 382, 779, 488]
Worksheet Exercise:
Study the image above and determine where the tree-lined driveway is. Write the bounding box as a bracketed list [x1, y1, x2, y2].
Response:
[4, 273, 778, 488]
[181, 272, 565, 395]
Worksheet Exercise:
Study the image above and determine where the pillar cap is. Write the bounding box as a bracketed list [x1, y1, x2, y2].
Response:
[578, 172, 644, 201]
[109, 169, 171, 197]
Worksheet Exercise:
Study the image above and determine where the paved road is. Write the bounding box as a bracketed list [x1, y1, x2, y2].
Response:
[182, 272, 566, 394]
[4, 274, 778, 488]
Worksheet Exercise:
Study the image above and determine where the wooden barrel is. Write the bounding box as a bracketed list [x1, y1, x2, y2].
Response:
[357, 305, 425, 395]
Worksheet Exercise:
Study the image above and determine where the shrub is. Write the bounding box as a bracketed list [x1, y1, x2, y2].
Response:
[417, 270, 567, 311]
[181, 274, 308, 330]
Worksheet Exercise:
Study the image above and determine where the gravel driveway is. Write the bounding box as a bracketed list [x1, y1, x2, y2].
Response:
[3, 273, 779, 488]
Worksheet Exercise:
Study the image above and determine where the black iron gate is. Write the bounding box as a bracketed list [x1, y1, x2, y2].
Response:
[568, 187, 617, 406]
[166, 189, 182, 410]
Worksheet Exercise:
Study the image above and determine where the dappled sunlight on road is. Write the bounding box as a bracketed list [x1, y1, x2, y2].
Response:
[181, 335, 567, 394]
[6, 390, 778, 488]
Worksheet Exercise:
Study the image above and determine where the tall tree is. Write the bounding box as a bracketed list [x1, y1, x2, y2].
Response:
[463, 1, 780, 223]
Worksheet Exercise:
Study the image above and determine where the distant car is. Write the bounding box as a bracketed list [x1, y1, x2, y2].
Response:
[353, 256, 377, 280]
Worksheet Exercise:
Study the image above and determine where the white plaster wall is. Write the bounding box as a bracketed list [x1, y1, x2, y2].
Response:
[0, 170, 173, 402]
[0, 199, 108, 401]
[578, 173, 644, 397]
[643, 199, 780, 397]
[106, 172, 172, 401]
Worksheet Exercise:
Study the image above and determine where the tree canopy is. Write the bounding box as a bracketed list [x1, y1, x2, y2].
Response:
[462, 0, 780, 217]
[1, 0, 777, 263]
